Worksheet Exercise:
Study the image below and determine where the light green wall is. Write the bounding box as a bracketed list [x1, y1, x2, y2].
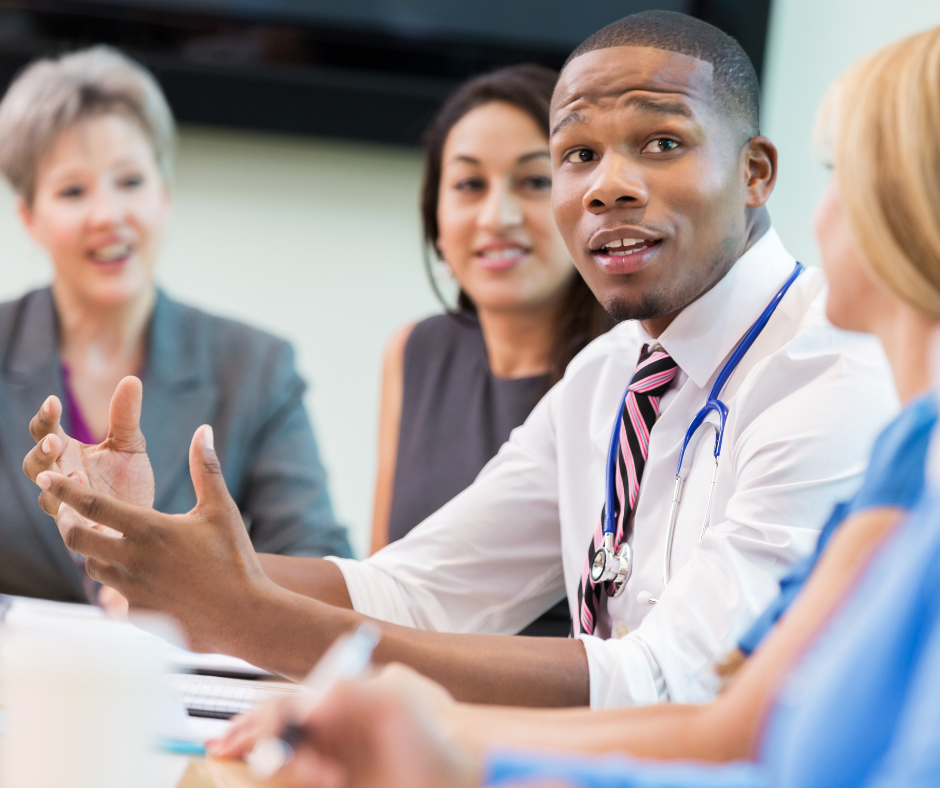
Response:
[762, 0, 940, 268]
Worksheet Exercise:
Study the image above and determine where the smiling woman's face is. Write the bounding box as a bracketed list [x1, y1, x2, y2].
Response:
[20, 113, 170, 308]
[436, 101, 575, 314]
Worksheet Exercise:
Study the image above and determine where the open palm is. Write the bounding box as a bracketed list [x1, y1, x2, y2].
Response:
[24, 376, 155, 519]
[58, 429, 154, 507]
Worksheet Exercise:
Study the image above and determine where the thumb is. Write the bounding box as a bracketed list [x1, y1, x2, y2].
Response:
[108, 376, 145, 451]
[189, 425, 233, 512]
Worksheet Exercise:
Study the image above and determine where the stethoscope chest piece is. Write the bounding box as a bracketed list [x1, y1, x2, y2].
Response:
[590, 533, 632, 597]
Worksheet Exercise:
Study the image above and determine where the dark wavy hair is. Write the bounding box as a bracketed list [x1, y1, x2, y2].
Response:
[419, 63, 613, 388]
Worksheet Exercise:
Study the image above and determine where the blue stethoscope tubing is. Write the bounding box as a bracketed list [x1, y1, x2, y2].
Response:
[603, 261, 805, 594]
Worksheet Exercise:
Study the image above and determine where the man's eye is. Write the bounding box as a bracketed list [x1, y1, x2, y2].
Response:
[564, 149, 597, 164]
[643, 138, 680, 154]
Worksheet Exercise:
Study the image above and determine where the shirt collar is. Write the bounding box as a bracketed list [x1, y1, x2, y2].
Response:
[642, 228, 797, 389]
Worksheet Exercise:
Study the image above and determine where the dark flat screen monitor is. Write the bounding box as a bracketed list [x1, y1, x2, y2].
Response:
[0, 0, 771, 144]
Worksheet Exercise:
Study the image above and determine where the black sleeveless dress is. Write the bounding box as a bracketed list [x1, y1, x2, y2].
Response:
[388, 312, 571, 637]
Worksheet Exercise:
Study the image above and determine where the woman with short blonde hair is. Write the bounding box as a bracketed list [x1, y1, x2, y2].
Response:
[0, 45, 175, 204]
[0, 46, 351, 603]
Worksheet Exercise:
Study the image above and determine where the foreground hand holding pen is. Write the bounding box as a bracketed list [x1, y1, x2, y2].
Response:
[221, 655, 481, 788]
[246, 623, 382, 780]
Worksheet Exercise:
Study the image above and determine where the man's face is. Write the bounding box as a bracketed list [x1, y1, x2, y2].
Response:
[550, 46, 753, 329]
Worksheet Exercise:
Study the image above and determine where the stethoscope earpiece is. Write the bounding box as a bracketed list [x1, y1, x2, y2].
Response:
[637, 591, 657, 606]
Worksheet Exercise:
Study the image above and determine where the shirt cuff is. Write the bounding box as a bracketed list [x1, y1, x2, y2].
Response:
[578, 633, 668, 708]
[323, 556, 424, 628]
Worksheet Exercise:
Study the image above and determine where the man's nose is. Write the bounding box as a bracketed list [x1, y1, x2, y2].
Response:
[478, 180, 523, 231]
[582, 154, 648, 214]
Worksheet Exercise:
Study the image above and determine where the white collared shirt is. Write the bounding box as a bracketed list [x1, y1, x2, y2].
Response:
[328, 229, 899, 707]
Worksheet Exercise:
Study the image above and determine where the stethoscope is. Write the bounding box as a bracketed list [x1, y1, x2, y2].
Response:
[590, 262, 805, 604]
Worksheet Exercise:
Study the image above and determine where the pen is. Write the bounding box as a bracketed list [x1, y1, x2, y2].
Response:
[158, 738, 207, 757]
[247, 623, 381, 780]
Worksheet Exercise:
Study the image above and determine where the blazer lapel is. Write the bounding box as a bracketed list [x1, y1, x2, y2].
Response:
[141, 292, 219, 510]
[0, 289, 82, 586]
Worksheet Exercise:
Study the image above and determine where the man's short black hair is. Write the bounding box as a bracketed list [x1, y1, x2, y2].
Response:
[564, 10, 760, 137]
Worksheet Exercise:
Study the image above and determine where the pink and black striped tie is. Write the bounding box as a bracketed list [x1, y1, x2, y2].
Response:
[575, 344, 679, 637]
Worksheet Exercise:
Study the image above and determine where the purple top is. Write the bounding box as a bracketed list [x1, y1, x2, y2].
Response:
[59, 362, 106, 603]
[60, 364, 103, 445]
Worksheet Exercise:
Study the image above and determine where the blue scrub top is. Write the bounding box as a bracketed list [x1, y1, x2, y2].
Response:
[739, 394, 937, 655]
[760, 482, 940, 788]
[485, 395, 940, 788]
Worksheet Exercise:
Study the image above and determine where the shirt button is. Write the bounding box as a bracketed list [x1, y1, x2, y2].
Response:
[614, 623, 629, 639]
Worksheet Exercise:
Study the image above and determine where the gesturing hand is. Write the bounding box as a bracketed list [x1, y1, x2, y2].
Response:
[35, 424, 275, 654]
[23, 376, 155, 518]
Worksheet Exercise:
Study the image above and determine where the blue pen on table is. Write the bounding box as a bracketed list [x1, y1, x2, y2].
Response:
[158, 738, 207, 756]
[247, 623, 382, 780]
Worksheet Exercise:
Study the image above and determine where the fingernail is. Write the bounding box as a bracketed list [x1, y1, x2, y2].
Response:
[42, 396, 52, 414]
[41, 436, 52, 454]
[202, 425, 214, 451]
[37, 472, 50, 490]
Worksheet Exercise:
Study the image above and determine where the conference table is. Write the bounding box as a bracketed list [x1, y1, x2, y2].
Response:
[177, 757, 274, 788]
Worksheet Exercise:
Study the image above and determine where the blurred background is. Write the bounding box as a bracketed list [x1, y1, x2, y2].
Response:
[0, 0, 937, 556]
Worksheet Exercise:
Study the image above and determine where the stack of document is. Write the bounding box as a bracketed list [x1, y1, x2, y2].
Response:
[0, 595, 302, 736]
[169, 674, 302, 719]
[1, 595, 268, 677]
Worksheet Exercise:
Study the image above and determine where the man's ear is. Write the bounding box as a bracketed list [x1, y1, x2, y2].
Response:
[743, 136, 778, 208]
[16, 196, 40, 244]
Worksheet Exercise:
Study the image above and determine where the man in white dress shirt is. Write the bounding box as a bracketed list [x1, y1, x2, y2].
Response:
[26, 11, 897, 708]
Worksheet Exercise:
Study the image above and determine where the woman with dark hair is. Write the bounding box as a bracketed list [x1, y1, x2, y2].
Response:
[369, 65, 611, 636]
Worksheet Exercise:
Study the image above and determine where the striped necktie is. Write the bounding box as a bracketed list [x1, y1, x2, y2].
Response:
[575, 344, 680, 637]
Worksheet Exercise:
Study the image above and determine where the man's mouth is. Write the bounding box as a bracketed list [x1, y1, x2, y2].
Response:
[590, 234, 663, 275]
[596, 237, 661, 256]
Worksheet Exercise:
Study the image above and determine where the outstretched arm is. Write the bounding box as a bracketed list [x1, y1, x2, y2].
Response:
[30, 377, 587, 705]
[213, 506, 901, 779]
[36, 433, 589, 704]
[256, 553, 354, 609]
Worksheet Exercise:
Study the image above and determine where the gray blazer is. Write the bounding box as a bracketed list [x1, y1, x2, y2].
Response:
[0, 288, 352, 601]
